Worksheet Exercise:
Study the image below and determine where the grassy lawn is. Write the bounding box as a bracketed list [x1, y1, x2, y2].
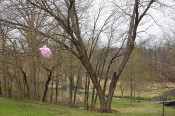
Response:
[0, 97, 105, 116]
[110, 99, 175, 116]
[0, 97, 175, 116]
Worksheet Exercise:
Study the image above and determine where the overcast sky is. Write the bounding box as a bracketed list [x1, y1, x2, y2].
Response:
[138, 0, 175, 45]
[1, 0, 175, 47]
[89, 0, 175, 46]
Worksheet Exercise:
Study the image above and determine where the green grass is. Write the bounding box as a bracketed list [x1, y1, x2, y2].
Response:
[0, 97, 107, 116]
[110, 99, 175, 116]
[92, 98, 175, 116]
[0, 97, 175, 116]
[169, 97, 175, 100]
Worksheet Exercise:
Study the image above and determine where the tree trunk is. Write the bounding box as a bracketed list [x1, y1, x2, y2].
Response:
[42, 71, 52, 102]
[37, 68, 40, 101]
[50, 78, 54, 103]
[0, 81, 2, 96]
[77, 73, 83, 89]
[55, 74, 59, 104]
[121, 89, 124, 100]
[73, 66, 81, 106]
[23, 79, 26, 99]
[86, 76, 90, 110]
[154, 46, 157, 74]
[17, 70, 22, 99]
[84, 75, 87, 109]
[78, 51, 106, 111]
[94, 92, 98, 107]
[149, 49, 152, 74]
[133, 87, 136, 101]
[69, 74, 73, 106]
[2, 29, 7, 97]
[8, 84, 12, 98]
[130, 78, 133, 105]
[21, 69, 30, 99]
[105, 72, 119, 112]
[33, 64, 37, 100]
[130, 88, 133, 105]
[29, 59, 37, 100]
[61, 75, 64, 101]
[91, 86, 95, 108]
[78, 2, 137, 111]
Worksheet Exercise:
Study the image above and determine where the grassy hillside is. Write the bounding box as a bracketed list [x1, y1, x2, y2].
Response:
[0, 97, 175, 116]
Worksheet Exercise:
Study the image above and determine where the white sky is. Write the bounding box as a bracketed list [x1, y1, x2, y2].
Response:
[1, 0, 175, 47]
[137, 0, 175, 45]
[89, 0, 175, 46]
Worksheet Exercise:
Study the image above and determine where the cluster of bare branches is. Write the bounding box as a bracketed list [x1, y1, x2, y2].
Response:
[1, 0, 173, 112]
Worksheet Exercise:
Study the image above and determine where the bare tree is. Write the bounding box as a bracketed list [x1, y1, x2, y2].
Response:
[0, 0, 156, 112]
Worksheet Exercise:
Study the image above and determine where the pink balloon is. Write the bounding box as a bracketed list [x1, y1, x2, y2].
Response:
[39, 45, 52, 58]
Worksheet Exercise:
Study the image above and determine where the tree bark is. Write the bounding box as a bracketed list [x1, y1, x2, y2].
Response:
[69, 74, 73, 105]
[37, 68, 40, 101]
[84, 74, 87, 109]
[55, 74, 59, 104]
[121, 89, 124, 100]
[91, 86, 95, 108]
[73, 65, 82, 106]
[105, 72, 119, 112]
[50, 78, 54, 103]
[21, 69, 30, 99]
[42, 70, 52, 102]
[0, 81, 2, 96]
[86, 76, 90, 110]
[8, 84, 12, 98]
[130, 78, 133, 105]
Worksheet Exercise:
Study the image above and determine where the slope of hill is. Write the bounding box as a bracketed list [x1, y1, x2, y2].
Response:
[0, 97, 175, 116]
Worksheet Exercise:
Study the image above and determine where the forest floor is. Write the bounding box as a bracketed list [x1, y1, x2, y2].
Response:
[0, 97, 175, 116]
